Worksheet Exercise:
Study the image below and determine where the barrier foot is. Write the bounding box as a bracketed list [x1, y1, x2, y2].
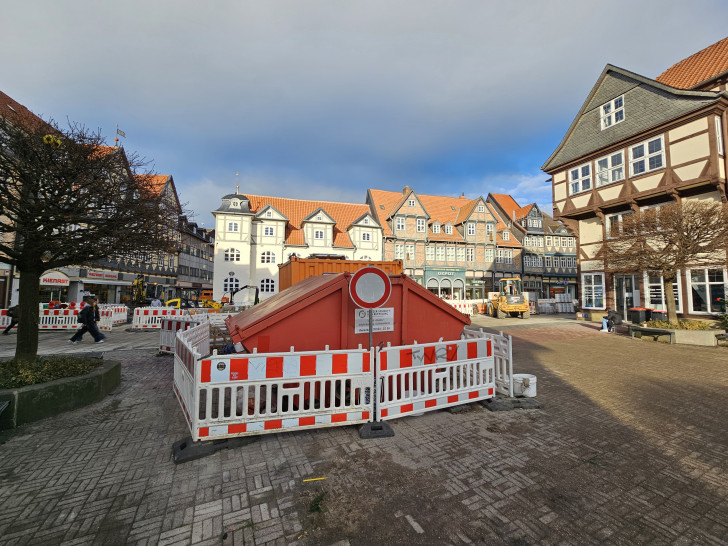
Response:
[358, 421, 395, 439]
[481, 397, 543, 412]
[172, 435, 260, 464]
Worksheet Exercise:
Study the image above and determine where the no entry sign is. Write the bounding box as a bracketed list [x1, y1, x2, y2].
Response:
[349, 266, 392, 309]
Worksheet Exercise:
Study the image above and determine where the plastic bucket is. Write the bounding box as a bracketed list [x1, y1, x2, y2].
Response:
[512, 374, 537, 397]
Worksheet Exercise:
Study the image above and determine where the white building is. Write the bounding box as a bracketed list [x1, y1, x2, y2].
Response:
[212, 192, 383, 302]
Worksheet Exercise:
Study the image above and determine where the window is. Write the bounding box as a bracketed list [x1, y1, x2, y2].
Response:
[601, 95, 625, 130]
[568, 237, 575, 247]
[224, 248, 240, 262]
[266, 210, 272, 218]
[232, 201, 238, 207]
[457, 247, 465, 262]
[596, 151, 625, 186]
[538, 237, 544, 248]
[260, 278, 275, 293]
[545, 236, 552, 246]
[432, 223, 440, 234]
[606, 211, 633, 238]
[570, 163, 591, 194]
[260, 251, 275, 264]
[524, 255, 532, 267]
[406, 244, 415, 260]
[408, 199, 415, 207]
[486, 224, 494, 239]
[688, 268, 726, 314]
[264, 226, 274, 236]
[477, 205, 485, 212]
[485, 248, 494, 262]
[416, 218, 426, 233]
[362, 232, 371, 242]
[582, 273, 605, 309]
[363, 218, 369, 225]
[495, 249, 513, 264]
[168, 256, 175, 269]
[560, 257, 567, 268]
[645, 272, 682, 313]
[545, 256, 552, 267]
[502, 231, 509, 241]
[717, 116, 724, 156]
[396, 217, 405, 231]
[467, 222, 476, 236]
[314, 230, 324, 240]
[466, 247, 474, 262]
[395, 244, 404, 259]
[567, 257, 576, 268]
[227, 221, 239, 232]
[426, 246, 435, 261]
[436, 246, 445, 261]
[446, 246, 455, 262]
[630, 136, 664, 176]
[223, 276, 240, 293]
[561, 237, 568, 247]
[444, 224, 452, 235]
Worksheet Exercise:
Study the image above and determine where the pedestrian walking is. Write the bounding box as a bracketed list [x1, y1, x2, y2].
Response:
[2, 304, 20, 335]
[69, 298, 106, 344]
[151, 297, 162, 307]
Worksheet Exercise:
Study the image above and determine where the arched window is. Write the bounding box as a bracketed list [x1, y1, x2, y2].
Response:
[261, 251, 275, 264]
[224, 248, 240, 262]
[260, 278, 275, 293]
[223, 276, 240, 293]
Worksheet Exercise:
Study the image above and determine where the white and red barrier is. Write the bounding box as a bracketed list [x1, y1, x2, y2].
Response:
[160, 316, 208, 353]
[376, 337, 495, 421]
[100, 304, 129, 325]
[445, 300, 477, 316]
[0, 309, 14, 330]
[174, 324, 513, 443]
[1, 308, 114, 332]
[132, 307, 186, 329]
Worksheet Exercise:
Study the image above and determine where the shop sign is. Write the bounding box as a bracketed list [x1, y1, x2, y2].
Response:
[40, 270, 70, 286]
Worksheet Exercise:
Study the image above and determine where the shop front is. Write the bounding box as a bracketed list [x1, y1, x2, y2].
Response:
[39, 270, 71, 304]
[466, 274, 492, 301]
[423, 267, 466, 300]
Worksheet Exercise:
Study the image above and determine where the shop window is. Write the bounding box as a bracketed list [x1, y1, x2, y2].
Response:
[687, 268, 726, 313]
[582, 272, 605, 309]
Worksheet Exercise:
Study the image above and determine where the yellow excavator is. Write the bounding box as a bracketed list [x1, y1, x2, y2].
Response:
[489, 277, 530, 319]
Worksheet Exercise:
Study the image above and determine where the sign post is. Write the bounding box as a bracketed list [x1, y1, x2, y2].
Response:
[349, 267, 395, 439]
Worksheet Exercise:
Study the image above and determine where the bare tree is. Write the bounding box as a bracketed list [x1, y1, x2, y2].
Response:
[600, 200, 728, 323]
[0, 115, 179, 361]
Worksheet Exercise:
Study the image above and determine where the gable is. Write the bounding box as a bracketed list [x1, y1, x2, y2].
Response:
[256, 205, 288, 222]
[542, 65, 720, 172]
[302, 208, 336, 225]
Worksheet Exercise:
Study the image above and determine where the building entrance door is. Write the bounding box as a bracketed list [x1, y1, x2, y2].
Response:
[615, 274, 640, 321]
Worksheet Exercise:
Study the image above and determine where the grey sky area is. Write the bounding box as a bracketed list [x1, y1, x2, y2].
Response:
[3, 1, 727, 226]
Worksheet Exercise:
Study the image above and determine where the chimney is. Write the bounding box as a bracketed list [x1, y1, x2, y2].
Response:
[402, 186, 410, 195]
[459, 193, 466, 199]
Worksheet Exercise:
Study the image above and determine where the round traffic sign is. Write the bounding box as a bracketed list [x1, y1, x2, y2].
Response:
[349, 266, 392, 309]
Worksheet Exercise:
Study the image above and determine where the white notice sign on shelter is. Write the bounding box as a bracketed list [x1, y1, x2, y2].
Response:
[354, 307, 394, 334]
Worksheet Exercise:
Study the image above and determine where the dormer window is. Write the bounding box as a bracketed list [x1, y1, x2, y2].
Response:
[503, 230, 510, 241]
[266, 210, 272, 217]
[316, 215, 322, 221]
[601, 95, 624, 130]
[432, 223, 440, 234]
[232, 201, 239, 207]
[444, 224, 452, 235]
[363, 218, 369, 225]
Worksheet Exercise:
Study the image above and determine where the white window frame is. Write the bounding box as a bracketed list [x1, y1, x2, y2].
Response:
[717, 116, 725, 156]
[408, 198, 416, 207]
[582, 272, 606, 309]
[314, 230, 324, 240]
[605, 211, 633, 238]
[644, 271, 682, 313]
[416, 218, 426, 233]
[260, 251, 276, 264]
[467, 222, 476, 236]
[446, 246, 455, 262]
[466, 247, 474, 262]
[426, 246, 435, 261]
[686, 267, 727, 314]
[600, 95, 625, 130]
[485, 248, 494, 262]
[394, 244, 404, 259]
[227, 221, 239, 232]
[629, 135, 664, 177]
[502, 231, 509, 241]
[596, 151, 625, 187]
[545, 236, 552, 247]
[266, 210, 272, 218]
[569, 163, 592, 195]
[406, 244, 415, 260]
[477, 205, 485, 212]
[432, 223, 440, 234]
[224, 248, 240, 262]
[260, 278, 275, 293]
[362, 232, 371, 242]
[396, 216, 405, 231]
[545, 256, 552, 268]
[456, 247, 465, 262]
[264, 226, 274, 236]
[436, 246, 445, 261]
[223, 276, 240, 293]
[444, 224, 452, 235]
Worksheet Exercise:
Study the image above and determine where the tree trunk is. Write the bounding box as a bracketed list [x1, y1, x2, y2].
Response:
[664, 274, 679, 325]
[14, 269, 41, 361]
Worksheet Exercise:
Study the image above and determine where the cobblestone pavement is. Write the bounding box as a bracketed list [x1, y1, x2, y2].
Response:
[1, 318, 727, 545]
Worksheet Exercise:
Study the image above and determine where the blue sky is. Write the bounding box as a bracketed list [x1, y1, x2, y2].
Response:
[3, 1, 728, 227]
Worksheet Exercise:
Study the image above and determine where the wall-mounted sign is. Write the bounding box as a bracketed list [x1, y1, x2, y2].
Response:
[40, 270, 70, 286]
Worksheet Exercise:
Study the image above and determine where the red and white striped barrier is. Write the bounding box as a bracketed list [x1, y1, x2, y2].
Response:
[100, 304, 129, 325]
[462, 328, 513, 397]
[174, 325, 513, 443]
[1, 308, 113, 332]
[160, 316, 207, 353]
[0, 309, 14, 330]
[376, 336, 495, 421]
[132, 307, 186, 329]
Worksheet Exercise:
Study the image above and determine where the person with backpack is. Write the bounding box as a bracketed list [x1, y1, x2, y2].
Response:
[69, 298, 106, 344]
[2, 303, 20, 335]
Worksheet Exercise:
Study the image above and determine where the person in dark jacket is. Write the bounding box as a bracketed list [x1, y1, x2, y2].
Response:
[601, 308, 622, 332]
[69, 298, 106, 343]
[3, 304, 20, 335]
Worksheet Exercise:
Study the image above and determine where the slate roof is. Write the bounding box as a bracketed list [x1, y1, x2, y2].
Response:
[656, 36, 728, 89]
[542, 65, 722, 172]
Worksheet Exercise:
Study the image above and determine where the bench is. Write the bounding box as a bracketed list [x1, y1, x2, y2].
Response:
[628, 325, 675, 344]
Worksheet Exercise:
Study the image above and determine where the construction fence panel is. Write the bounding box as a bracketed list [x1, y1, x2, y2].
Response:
[100, 304, 129, 325]
[132, 307, 186, 329]
[460, 328, 513, 397]
[160, 316, 208, 353]
[376, 336, 496, 421]
[0, 310, 12, 330]
[173, 322, 210, 437]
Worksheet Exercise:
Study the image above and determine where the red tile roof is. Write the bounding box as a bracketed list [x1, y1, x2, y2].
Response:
[0, 90, 47, 130]
[489, 193, 531, 223]
[245, 195, 372, 249]
[656, 36, 728, 89]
